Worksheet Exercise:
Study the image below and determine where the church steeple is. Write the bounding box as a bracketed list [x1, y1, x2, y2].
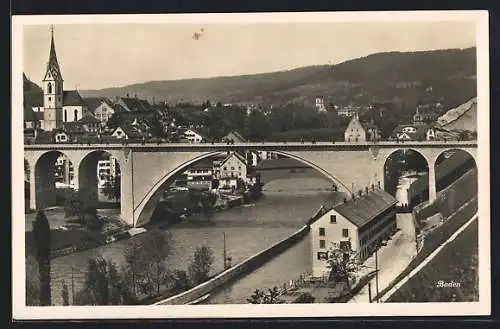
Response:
[44, 25, 62, 82]
[42, 25, 64, 131]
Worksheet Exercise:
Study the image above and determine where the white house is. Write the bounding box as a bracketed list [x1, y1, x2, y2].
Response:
[183, 129, 208, 143]
[308, 188, 397, 278]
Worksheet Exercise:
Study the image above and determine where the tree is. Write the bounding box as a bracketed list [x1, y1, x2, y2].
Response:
[188, 244, 214, 285]
[140, 229, 172, 296]
[61, 280, 70, 305]
[75, 255, 127, 305]
[244, 109, 272, 141]
[25, 255, 40, 306]
[64, 189, 102, 231]
[101, 174, 121, 202]
[33, 210, 51, 306]
[246, 287, 283, 304]
[170, 269, 192, 294]
[247, 289, 265, 304]
[123, 239, 144, 296]
[324, 245, 359, 290]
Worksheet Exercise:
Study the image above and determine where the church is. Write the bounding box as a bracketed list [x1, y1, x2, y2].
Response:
[34, 27, 92, 131]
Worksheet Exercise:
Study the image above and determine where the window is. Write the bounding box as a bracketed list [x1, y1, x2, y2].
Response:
[223, 167, 227, 171]
[231, 166, 235, 170]
[317, 252, 328, 260]
[64, 109, 67, 122]
[74, 109, 78, 121]
[238, 166, 241, 170]
[48, 83, 52, 93]
[342, 229, 349, 238]
[319, 227, 325, 236]
[330, 215, 336, 224]
[319, 240, 326, 248]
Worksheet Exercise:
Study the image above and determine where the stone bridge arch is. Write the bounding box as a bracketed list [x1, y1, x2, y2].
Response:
[132, 149, 358, 227]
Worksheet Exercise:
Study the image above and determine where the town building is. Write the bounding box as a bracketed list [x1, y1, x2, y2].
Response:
[184, 159, 215, 190]
[84, 97, 117, 126]
[315, 97, 327, 113]
[213, 152, 251, 189]
[77, 114, 101, 133]
[412, 104, 439, 125]
[223, 131, 246, 143]
[183, 129, 209, 143]
[32, 28, 92, 131]
[338, 106, 361, 118]
[23, 106, 43, 129]
[308, 187, 398, 278]
[344, 114, 381, 142]
[97, 154, 119, 188]
[390, 124, 436, 141]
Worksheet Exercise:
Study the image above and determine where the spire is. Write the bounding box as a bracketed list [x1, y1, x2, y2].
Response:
[44, 25, 62, 81]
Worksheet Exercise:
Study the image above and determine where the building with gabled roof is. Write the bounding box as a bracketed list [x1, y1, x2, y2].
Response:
[390, 124, 436, 141]
[308, 187, 397, 277]
[344, 114, 381, 142]
[223, 131, 247, 143]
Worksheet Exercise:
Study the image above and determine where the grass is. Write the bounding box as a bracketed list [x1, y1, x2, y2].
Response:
[387, 218, 478, 302]
[25, 229, 103, 258]
[374, 197, 477, 301]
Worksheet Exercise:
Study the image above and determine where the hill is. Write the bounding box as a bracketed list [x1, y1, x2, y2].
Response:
[436, 97, 477, 132]
[23, 73, 43, 108]
[79, 47, 477, 110]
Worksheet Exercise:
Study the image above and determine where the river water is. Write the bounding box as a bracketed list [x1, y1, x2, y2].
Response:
[34, 177, 344, 305]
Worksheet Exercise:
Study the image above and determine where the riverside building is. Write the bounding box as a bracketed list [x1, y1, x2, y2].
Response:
[308, 186, 398, 278]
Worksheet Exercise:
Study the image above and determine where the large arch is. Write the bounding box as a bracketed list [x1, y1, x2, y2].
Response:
[434, 148, 477, 193]
[133, 149, 352, 227]
[78, 150, 121, 203]
[383, 148, 430, 208]
[34, 150, 74, 210]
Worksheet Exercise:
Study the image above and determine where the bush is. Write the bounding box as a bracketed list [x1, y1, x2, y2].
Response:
[293, 292, 315, 303]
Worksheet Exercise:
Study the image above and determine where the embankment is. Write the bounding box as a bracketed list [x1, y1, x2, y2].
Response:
[154, 224, 310, 305]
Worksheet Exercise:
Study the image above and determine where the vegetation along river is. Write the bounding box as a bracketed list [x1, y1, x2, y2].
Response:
[29, 173, 346, 305]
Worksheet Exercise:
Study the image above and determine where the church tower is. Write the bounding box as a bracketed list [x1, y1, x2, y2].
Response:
[42, 25, 64, 131]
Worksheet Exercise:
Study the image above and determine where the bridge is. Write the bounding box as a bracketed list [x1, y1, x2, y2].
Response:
[24, 141, 478, 227]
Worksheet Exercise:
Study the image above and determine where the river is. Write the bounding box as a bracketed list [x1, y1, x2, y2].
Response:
[32, 177, 344, 305]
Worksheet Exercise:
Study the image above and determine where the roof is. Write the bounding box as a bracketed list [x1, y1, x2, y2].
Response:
[184, 128, 211, 141]
[83, 97, 113, 113]
[35, 131, 54, 144]
[390, 124, 434, 140]
[360, 122, 380, 131]
[78, 114, 101, 124]
[63, 90, 87, 106]
[63, 122, 87, 134]
[118, 97, 153, 112]
[219, 151, 247, 168]
[323, 189, 397, 228]
[224, 131, 247, 142]
[189, 158, 215, 170]
[43, 34, 62, 81]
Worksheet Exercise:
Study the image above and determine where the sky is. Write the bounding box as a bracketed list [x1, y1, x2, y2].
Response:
[22, 21, 476, 90]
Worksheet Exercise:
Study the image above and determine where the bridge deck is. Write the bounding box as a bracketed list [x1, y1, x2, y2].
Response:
[24, 141, 477, 151]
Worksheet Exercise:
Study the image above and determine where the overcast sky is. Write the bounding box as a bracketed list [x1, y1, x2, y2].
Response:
[23, 21, 476, 90]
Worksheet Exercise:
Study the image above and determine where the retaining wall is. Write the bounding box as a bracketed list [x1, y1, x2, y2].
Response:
[154, 224, 311, 305]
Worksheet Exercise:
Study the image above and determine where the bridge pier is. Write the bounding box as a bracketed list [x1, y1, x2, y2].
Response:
[118, 150, 135, 227]
[428, 164, 437, 203]
[29, 162, 36, 211]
